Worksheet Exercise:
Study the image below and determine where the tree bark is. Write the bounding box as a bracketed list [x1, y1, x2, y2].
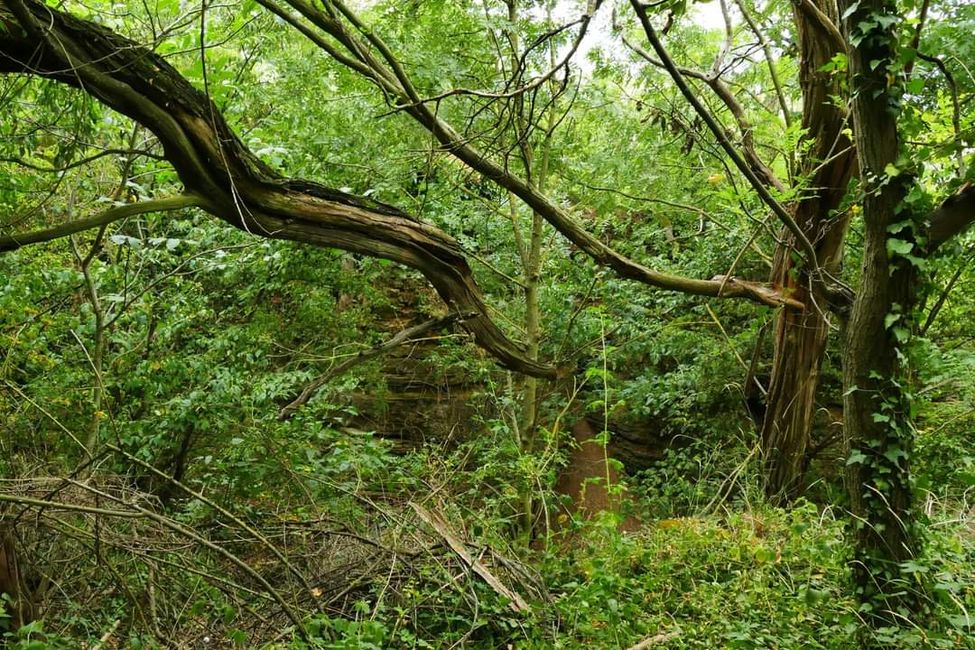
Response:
[841, 0, 926, 634]
[759, 0, 855, 501]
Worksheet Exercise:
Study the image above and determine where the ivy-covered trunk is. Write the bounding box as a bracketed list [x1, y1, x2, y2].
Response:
[841, 0, 925, 634]
[760, 0, 854, 501]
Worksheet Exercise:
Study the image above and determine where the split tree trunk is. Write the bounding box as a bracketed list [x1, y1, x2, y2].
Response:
[760, 0, 855, 501]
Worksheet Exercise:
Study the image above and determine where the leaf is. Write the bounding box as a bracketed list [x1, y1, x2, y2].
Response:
[847, 450, 868, 465]
[841, 1, 862, 19]
[883, 446, 906, 463]
[886, 238, 913, 256]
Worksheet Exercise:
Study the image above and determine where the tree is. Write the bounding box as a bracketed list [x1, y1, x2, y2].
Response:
[841, 0, 975, 631]
[2, 0, 974, 641]
[627, 0, 856, 500]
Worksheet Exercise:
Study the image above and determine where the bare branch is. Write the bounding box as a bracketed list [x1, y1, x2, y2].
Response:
[389, 10, 597, 110]
[622, 36, 785, 192]
[0, 195, 203, 252]
[734, 0, 792, 128]
[920, 253, 972, 336]
[629, 2, 827, 287]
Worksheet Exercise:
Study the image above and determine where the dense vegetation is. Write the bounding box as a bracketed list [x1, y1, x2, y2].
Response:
[0, 0, 973, 647]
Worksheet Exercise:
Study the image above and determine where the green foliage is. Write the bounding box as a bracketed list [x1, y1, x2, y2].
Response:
[536, 503, 860, 649]
[2, 0, 975, 647]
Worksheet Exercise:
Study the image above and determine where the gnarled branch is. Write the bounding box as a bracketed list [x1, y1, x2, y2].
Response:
[0, 0, 555, 378]
[257, 0, 803, 309]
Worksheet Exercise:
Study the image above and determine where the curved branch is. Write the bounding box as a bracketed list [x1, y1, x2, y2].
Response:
[262, 0, 801, 309]
[629, 1, 851, 305]
[916, 51, 963, 170]
[0, 0, 556, 378]
[0, 195, 203, 251]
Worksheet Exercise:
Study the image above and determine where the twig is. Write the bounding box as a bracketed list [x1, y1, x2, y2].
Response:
[91, 618, 121, 650]
[627, 630, 680, 649]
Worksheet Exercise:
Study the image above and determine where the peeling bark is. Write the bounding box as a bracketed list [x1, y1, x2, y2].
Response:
[760, 0, 855, 501]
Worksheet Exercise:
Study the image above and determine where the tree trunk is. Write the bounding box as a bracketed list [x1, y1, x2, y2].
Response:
[761, 293, 832, 499]
[0, 530, 33, 632]
[841, 0, 925, 634]
[760, 0, 854, 500]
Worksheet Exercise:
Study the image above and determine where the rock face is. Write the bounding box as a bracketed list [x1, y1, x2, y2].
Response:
[323, 306, 678, 526]
[344, 345, 493, 450]
[553, 420, 623, 515]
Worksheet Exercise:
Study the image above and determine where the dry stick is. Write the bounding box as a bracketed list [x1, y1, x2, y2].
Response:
[920, 254, 973, 336]
[278, 313, 472, 419]
[91, 618, 121, 650]
[106, 444, 317, 602]
[123, 544, 270, 603]
[60, 479, 310, 641]
[410, 503, 529, 613]
[627, 631, 681, 649]
[0, 493, 143, 518]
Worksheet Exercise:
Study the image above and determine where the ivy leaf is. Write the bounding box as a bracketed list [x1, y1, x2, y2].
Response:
[883, 446, 906, 463]
[847, 450, 868, 466]
[887, 238, 914, 256]
[842, 1, 862, 19]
